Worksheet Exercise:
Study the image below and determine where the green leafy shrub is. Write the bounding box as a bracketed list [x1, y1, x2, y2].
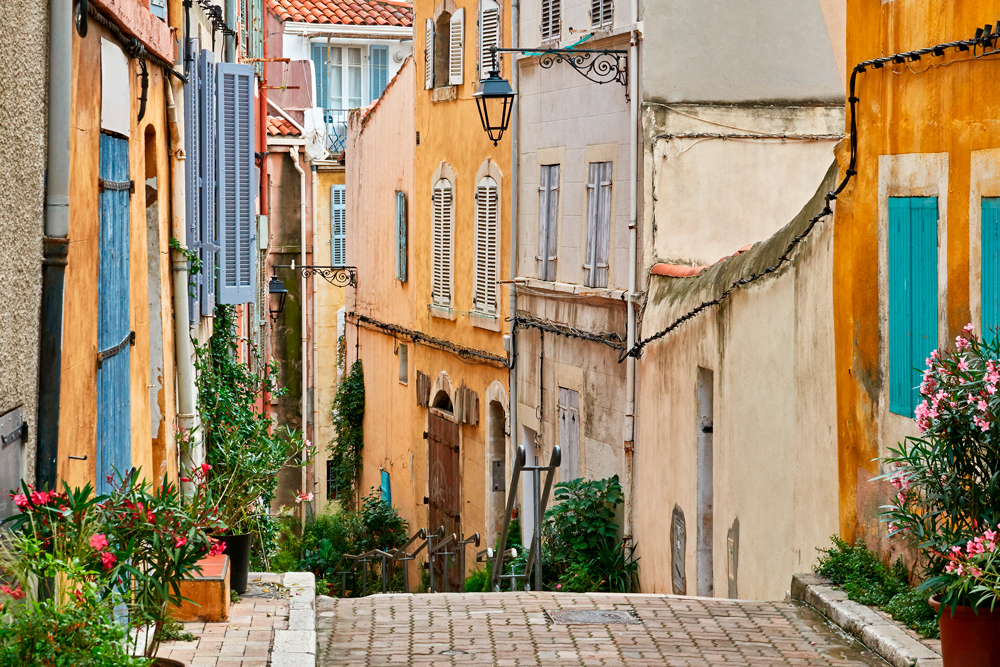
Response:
[328, 360, 365, 505]
[465, 566, 491, 592]
[816, 536, 938, 638]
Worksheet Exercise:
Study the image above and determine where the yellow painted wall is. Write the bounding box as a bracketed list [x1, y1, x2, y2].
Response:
[836, 0, 1000, 548]
[60, 20, 175, 491]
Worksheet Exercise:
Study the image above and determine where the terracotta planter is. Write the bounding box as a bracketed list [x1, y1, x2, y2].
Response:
[930, 595, 1000, 666]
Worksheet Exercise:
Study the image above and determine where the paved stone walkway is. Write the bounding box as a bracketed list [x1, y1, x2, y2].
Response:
[316, 592, 889, 666]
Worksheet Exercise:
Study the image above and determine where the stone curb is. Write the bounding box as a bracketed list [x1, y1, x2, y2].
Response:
[271, 572, 316, 667]
[791, 573, 942, 667]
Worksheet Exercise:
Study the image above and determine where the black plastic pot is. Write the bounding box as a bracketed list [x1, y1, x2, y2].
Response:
[219, 533, 251, 594]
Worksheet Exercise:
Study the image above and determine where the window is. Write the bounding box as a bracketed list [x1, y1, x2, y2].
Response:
[331, 184, 346, 266]
[396, 191, 408, 282]
[536, 164, 559, 280]
[433, 13, 452, 88]
[217, 62, 257, 304]
[398, 344, 409, 384]
[474, 176, 499, 315]
[449, 9, 465, 85]
[983, 198, 1000, 338]
[432, 178, 454, 308]
[558, 388, 579, 481]
[583, 162, 612, 288]
[888, 196, 938, 417]
[326, 459, 337, 499]
[370, 46, 389, 100]
[590, 0, 612, 29]
[478, 0, 501, 80]
[540, 0, 561, 42]
[312, 45, 363, 109]
[381, 470, 391, 505]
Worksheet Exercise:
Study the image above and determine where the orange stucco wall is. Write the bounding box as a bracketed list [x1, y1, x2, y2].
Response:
[836, 0, 1000, 547]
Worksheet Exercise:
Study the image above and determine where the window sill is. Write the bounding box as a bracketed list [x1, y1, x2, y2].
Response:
[431, 86, 457, 102]
[471, 312, 500, 331]
[516, 277, 626, 301]
[429, 303, 456, 320]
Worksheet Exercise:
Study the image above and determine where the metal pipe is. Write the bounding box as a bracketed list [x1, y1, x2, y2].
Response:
[37, 0, 74, 489]
[507, 0, 520, 539]
[224, 0, 235, 62]
[491, 445, 526, 590]
[623, 20, 640, 541]
[290, 148, 308, 517]
[532, 459, 541, 590]
[311, 165, 319, 499]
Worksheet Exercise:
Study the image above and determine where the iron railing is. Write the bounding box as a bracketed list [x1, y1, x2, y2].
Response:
[323, 108, 350, 154]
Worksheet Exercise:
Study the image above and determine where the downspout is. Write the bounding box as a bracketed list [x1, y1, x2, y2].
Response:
[224, 0, 236, 63]
[622, 4, 640, 538]
[290, 147, 308, 517]
[507, 0, 520, 527]
[166, 81, 199, 488]
[37, 0, 73, 490]
[311, 164, 319, 501]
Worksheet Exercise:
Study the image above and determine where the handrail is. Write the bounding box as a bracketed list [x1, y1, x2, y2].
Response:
[521, 445, 561, 590]
[490, 445, 526, 591]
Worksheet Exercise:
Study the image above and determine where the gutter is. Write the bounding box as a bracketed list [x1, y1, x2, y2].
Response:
[311, 164, 319, 501]
[507, 0, 520, 540]
[290, 147, 308, 518]
[36, 0, 73, 490]
[283, 22, 413, 39]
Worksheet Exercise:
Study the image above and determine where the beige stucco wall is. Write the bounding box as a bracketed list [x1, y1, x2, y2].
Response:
[635, 166, 839, 601]
[0, 0, 46, 492]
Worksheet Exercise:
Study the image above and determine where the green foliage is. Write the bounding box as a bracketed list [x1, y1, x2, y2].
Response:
[230, 589, 242, 604]
[328, 360, 365, 505]
[816, 536, 939, 638]
[464, 566, 491, 592]
[169, 237, 202, 299]
[155, 617, 196, 643]
[195, 304, 311, 567]
[540, 476, 639, 593]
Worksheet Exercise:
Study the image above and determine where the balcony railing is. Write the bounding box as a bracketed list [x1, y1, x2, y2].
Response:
[323, 108, 350, 155]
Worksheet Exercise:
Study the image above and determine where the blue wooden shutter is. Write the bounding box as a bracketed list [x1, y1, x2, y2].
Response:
[150, 0, 166, 20]
[97, 133, 132, 494]
[983, 198, 1000, 341]
[312, 45, 328, 109]
[370, 46, 389, 101]
[888, 197, 938, 417]
[331, 184, 346, 266]
[184, 40, 202, 321]
[396, 190, 407, 282]
[381, 470, 391, 505]
[217, 63, 256, 304]
[199, 50, 218, 316]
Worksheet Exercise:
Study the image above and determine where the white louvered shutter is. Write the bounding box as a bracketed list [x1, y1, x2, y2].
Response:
[331, 184, 346, 266]
[591, 0, 612, 29]
[199, 49, 218, 316]
[479, 0, 500, 80]
[216, 63, 256, 304]
[184, 40, 201, 322]
[432, 179, 453, 307]
[541, 0, 560, 42]
[425, 19, 435, 90]
[396, 190, 408, 282]
[536, 165, 559, 280]
[474, 177, 499, 315]
[449, 9, 465, 86]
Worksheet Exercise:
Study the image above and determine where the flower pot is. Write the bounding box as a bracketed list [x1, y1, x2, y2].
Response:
[218, 533, 251, 594]
[930, 596, 1000, 666]
[152, 659, 186, 667]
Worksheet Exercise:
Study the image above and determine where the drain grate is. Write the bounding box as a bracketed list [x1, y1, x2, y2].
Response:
[545, 609, 641, 625]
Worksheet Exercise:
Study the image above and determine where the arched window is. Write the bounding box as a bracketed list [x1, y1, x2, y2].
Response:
[432, 178, 454, 308]
[474, 176, 499, 316]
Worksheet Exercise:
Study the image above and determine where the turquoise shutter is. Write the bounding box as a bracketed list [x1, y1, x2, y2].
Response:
[331, 184, 346, 266]
[396, 191, 407, 282]
[982, 198, 1000, 341]
[184, 40, 201, 322]
[888, 197, 938, 417]
[370, 46, 389, 100]
[199, 50, 218, 316]
[216, 63, 256, 304]
[381, 470, 391, 505]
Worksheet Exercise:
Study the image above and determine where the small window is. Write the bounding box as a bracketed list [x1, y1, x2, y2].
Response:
[398, 344, 409, 384]
[380, 470, 391, 505]
[326, 459, 338, 500]
[434, 13, 452, 88]
[537, 165, 560, 281]
[583, 162, 612, 288]
[590, 0, 613, 29]
[540, 0, 561, 42]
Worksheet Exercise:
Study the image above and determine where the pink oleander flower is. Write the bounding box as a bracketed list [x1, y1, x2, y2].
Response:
[978, 399, 989, 412]
[208, 539, 227, 557]
[964, 322, 976, 335]
[175, 537, 187, 548]
[959, 359, 971, 372]
[180, 476, 192, 483]
[967, 539, 985, 556]
[985, 529, 998, 543]
[100, 552, 117, 571]
[957, 336, 970, 351]
[89, 533, 109, 551]
[932, 349, 941, 361]
[294, 490, 314, 504]
[201, 463, 212, 475]
[975, 416, 991, 432]
[11, 493, 28, 509]
[0, 584, 25, 600]
[888, 522, 898, 533]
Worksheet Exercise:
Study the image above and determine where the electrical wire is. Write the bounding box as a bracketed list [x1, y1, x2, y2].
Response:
[348, 312, 510, 368]
[620, 25, 1000, 363]
[512, 312, 625, 351]
[87, 4, 187, 83]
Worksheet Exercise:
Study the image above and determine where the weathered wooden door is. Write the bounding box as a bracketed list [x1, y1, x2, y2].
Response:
[96, 132, 132, 494]
[427, 412, 460, 591]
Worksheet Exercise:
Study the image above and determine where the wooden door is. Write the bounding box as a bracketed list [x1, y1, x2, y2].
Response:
[428, 412, 460, 591]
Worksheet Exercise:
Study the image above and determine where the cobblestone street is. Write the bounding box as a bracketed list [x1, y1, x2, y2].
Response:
[316, 592, 889, 666]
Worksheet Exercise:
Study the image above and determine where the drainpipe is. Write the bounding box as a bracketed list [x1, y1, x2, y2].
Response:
[311, 164, 319, 500]
[290, 147, 308, 518]
[622, 9, 640, 539]
[507, 0, 520, 536]
[224, 0, 236, 63]
[166, 82, 199, 488]
[36, 0, 73, 490]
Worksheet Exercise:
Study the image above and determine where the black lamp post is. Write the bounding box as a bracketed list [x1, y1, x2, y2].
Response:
[473, 52, 516, 147]
[268, 273, 288, 320]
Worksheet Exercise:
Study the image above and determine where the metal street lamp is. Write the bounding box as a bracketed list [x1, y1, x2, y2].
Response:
[473, 55, 516, 147]
[268, 273, 288, 320]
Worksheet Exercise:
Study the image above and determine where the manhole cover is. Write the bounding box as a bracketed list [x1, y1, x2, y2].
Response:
[546, 609, 641, 625]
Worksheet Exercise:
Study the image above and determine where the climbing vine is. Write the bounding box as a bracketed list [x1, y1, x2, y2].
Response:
[169, 238, 202, 298]
[328, 359, 365, 506]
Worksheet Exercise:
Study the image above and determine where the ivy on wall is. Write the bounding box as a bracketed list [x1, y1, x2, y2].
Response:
[329, 359, 365, 506]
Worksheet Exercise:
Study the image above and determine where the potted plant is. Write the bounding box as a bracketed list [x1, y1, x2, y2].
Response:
[879, 323, 1000, 665]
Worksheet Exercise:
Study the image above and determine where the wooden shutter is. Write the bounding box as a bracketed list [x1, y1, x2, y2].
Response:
[541, 0, 560, 41]
[150, 0, 166, 20]
[432, 179, 453, 308]
[396, 190, 408, 282]
[983, 198, 1000, 338]
[425, 19, 435, 90]
[594, 162, 612, 288]
[449, 9, 465, 86]
[558, 388, 580, 481]
[479, 0, 501, 80]
[536, 165, 559, 280]
[583, 162, 599, 286]
[312, 44, 329, 108]
[199, 50, 218, 316]
[184, 40, 201, 322]
[216, 63, 256, 305]
[591, 0, 612, 28]
[888, 197, 938, 417]
[331, 184, 346, 266]
[474, 176, 499, 315]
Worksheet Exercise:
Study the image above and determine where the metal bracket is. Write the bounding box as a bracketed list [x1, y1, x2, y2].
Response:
[1, 422, 26, 448]
[96, 331, 136, 369]
[274, 262, 358, 288]
[99, 178, 135, 194]
[492, 46, 629, 100]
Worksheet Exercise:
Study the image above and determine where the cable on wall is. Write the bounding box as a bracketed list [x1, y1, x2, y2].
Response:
[513, 312, 625, 351]
[87, 4, 188, 82]
[348, 312, 510, 368]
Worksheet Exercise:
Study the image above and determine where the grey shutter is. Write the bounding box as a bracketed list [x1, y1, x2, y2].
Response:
[558, 388, 580, 481]
[425, 19, 435, 90]
[396, 190, 408, 282]
[541, 0, 560, 41]
[536, 165, 559, 280]
[594, 162, 612, 287]
[199, 50, 218, 316]
[583, 162, 599, 286]
[150, 0, 166, 20]
[331, 184, 346, 266]
[184, 40, 201, 322]
[216, 63, 256, 304]
[478, 0, 501, 80]
[591, 0, 612, 28]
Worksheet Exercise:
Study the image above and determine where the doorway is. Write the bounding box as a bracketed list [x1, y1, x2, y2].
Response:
[428, 396, 461, 592]
[696, 367, 714, 597]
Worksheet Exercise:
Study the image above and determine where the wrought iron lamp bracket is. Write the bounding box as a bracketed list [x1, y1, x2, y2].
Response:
[275, 262, 358, 288]
[491, 46, 629, 100]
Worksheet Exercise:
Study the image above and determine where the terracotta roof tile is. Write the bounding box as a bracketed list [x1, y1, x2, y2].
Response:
[267, 0, 413, 27]
[267, 116, 301, 136]
[651, 244, 754, 278]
